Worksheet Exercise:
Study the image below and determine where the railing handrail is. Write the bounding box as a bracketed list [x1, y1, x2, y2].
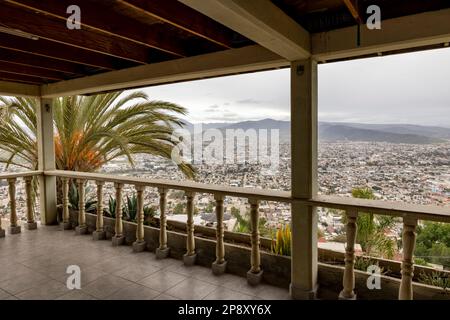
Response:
[2, 169, 448, 223]
[0, 170, 43, 179]
[44, 169, 292, 203]
[303, 195, 450, 223]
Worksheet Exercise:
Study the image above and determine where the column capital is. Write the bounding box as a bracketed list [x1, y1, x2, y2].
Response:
[214, 193, 224, 201]
[7, 177, 17, 183]
[135, 184, 146, 192]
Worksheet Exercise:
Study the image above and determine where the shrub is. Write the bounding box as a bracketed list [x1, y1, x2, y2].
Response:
[271, 224, 291, 256]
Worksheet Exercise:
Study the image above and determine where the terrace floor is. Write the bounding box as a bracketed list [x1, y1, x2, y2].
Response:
[0, 225, 291, 300]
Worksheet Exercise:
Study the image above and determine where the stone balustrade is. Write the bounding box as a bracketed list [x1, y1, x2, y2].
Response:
[1, 169, 449, 299]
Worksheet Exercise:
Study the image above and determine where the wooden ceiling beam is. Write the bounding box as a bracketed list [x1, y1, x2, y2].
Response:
[0, 33, 133, 70]
[118, 0, 236, 49]
[342, 0, 362, 24]
[180, 0, 310, 61]
[0, 48, 84, 75]
[0, 61, 67, 81]
[0, 3, 160, 64]
[0, 80, 40, 96]
[41, 45, 288, 98]
[0, 72, 46, 85]
[6, 0, 188, 57]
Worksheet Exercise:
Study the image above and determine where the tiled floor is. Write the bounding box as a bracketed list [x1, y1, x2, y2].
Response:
[0, 225, 291, 300]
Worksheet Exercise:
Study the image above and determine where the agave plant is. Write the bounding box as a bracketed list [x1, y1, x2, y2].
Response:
[123, 194, 138, 221]
[107, 195, 116, 218]
[68, 181, 97, 213]
[271, 224, 291, 256]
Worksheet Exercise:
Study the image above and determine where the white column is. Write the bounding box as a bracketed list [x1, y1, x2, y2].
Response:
[24, 176, 38, 230]
[75, 179, 87, 234]
[399, 217, 417, 300]
[132, 184, 147, 252]
[339, 208, 358, 299]
[37, 98, 57, 225]
[290, 59, 319, 299]
[61, 177, 71, 229]
[156, 187, 170, 258]
[8, 178, 21, 234]
[93, 181, 106, 240]
[183, 191, 197, 265]
[112, 182, 125, 246]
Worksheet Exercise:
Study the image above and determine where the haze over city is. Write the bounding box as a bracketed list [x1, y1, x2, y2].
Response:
[132, 47, 450, 128]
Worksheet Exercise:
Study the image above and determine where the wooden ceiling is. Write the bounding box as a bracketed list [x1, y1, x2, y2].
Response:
[0, 0, 449, 86]
[273, 0, 450, 33]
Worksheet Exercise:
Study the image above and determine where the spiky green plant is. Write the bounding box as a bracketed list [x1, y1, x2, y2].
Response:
[124, 194, 138, 221]
[418, 271, 450, 292]
[68, 181, 97, 213]
[271, 224, 291, 256]
[0, 93, 194, 177]
[107, 195, 116, 218]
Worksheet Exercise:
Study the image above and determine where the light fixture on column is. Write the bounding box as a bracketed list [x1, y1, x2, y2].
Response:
[0, 26, 39, 40]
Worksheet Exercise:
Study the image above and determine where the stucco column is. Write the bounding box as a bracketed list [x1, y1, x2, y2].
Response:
[37, 98, 57, 225]
[290, 59, 319, 299]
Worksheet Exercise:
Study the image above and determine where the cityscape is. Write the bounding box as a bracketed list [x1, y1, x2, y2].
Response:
[2, 131, 448, 263]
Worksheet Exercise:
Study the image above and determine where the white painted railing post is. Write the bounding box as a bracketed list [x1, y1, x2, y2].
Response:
[399, 217, 418, 300]
[339, 208, 358, 300]
[212, 193, 227, 275]
[133, 184, 147, 252]
[183, 191, 197, 265]
[61, 177, 71, 229]
[112, 182, 125, 246]
[75, 179, 87, 234]
[93, 181, 106, 240]
[24, 176, 37, 230]
[8, 178, 20, 234]
[247, 198, 263, 285]
[156, 187, 170, 258]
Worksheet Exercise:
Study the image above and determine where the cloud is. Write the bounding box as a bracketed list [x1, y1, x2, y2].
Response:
[236, 99, 262, 105]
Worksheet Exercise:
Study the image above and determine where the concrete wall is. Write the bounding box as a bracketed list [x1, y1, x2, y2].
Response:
[69, 211, 449, 300]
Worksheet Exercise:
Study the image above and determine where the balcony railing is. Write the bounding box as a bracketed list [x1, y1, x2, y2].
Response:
[0, 169, 449, 300]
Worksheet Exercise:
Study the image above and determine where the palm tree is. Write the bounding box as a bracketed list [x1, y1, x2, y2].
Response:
[0, 92, 194, 178]
[350, 188, 397, 259]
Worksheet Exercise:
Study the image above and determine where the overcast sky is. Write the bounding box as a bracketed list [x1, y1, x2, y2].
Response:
[134, 47, 450, 127]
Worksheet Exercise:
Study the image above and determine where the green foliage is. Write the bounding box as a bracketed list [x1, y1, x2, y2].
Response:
[205, 201, 214, 213]
[123, 194, 138, 221]
[418, 271, 450, 291]
[350, 187, 397, 259]
[414, 258, 429, 267]
[0, 93, 194, 178]
[415, 222, 450, 268]
[173, 203, 185, 215]
[107, 195, 116, 218]
[144, 206, 156, 219]
[271, 224, 291, 256]
[353, 257, 385, 274]
[68, 181, 97, 213]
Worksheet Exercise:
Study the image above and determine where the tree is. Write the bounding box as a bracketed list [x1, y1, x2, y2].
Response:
[173, 203, 185, 215]
[415, 222, 450, 268]
[350, 187, 397, 259]
[0, 93, 194, 178]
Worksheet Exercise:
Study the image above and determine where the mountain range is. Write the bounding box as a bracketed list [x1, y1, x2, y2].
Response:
[183, 119, 450, 144]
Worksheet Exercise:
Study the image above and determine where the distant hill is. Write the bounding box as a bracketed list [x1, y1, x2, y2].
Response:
[181, 119, 450, 144]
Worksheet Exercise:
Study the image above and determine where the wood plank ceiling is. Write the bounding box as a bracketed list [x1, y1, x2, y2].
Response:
[0, 0, 449, 86]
